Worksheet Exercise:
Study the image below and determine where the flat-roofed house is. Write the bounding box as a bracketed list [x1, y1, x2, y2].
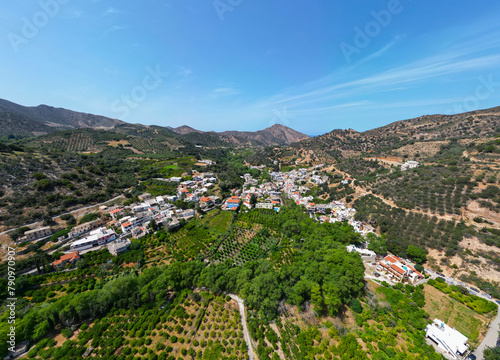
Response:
[23, 226, 52, 242]
[108, 238, 131, 256]
[426, 319, 468, 359]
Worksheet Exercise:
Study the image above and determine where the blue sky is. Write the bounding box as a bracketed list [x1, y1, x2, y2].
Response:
[1, 0, 500, 135]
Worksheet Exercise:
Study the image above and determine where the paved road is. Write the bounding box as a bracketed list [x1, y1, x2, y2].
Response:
[229, 294, 254, 360]
[0, 195, 124, 237]
[474, 304, 500, 360]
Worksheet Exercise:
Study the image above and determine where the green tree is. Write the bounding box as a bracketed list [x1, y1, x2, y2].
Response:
[149, 218, 158, 232]
[250, 194, 257, 206]
[484, 346, 500, 360]
[406, 245, 427, 264]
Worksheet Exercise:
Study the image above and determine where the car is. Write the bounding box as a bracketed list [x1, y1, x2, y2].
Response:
[436, 272, 445, 277]
[374, 272, 380, 277]
[470, 287, 480, 292]
[495, 300, 500, 305]
[467, 354, 476, 360]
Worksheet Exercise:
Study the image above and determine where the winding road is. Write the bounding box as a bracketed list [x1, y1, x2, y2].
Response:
[475, 304, 500, 360]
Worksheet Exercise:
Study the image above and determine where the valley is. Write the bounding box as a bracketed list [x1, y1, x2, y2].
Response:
[0, 101, 499, 360]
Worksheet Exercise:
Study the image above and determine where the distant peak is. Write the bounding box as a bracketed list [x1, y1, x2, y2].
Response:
[171, 125, 203, 135]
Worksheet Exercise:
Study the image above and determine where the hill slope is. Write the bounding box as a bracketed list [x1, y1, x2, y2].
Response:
[0, 98, 124, 137]
[219, 124, 310, 146]
[0, 98, 309, 146]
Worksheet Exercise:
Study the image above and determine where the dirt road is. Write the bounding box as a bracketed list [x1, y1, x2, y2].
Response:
[229, 294, 254, 360]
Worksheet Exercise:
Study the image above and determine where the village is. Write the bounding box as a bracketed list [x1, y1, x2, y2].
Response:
[11, 161, 445, 289]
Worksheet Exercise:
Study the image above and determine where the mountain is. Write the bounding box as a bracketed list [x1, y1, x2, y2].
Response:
[0, 98, 124, 137]
[0, 98, 309, 146]
[170, 125, 203, 135]
[219, 124, 310, 146]
[171, 124, 310, 146]
[291, 106, 500, 159]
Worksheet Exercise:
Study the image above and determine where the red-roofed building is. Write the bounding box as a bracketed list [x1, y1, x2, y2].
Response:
[53, 251, 80, 269]
[384, 255, 400, 264]
[121, 222, 133, 233]
[223, 197, 240, 211]
[110, 208, 124, 218]
[391, 264, 405, 275]
[378, 254, 423, 284]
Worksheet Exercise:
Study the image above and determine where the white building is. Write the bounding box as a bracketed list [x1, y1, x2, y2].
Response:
[346, 245, 376, 258]
[401, 160, 419, 171]
[70, 227, 117, 251]
[132, 203, 150, 213]
[108, 238, 131, 256]
[199, 159, 216, 165]
[156, 196, 166, 207]
[426, 319, 469, 359]
[255, 203, 273, 210]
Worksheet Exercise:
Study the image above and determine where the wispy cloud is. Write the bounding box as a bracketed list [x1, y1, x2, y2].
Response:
[108, 25, 128, 31]
[210, 87, 240, 98]
[355, 34, 406, 66]
[103, 7, 121, 17]
[257, 34, 500, 111]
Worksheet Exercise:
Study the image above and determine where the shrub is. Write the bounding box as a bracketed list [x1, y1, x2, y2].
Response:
[61, 328, 72, 338]
[351, 298, 363, 314]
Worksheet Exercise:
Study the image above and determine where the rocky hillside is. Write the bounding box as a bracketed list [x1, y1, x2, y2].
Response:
[172, 123, 310, 146]
[219, 124, 309, 146]
[170, 125, 203, 135]
[291, 106, 500, 159]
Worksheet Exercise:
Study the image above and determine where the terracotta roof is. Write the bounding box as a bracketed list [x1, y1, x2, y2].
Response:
[390, 264, 406, 275]
[53, 251, 80, 267]
[200, 197, 211, 202]
[384, 255, 400, 264]
[110, 209, 123, 214]
[227, 198, 240, 203]
[122, 222, 132, 227]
